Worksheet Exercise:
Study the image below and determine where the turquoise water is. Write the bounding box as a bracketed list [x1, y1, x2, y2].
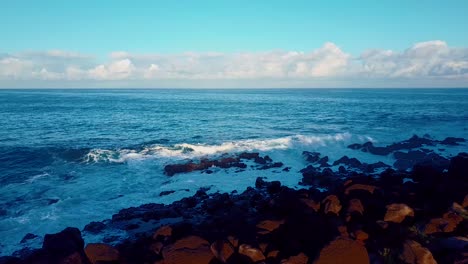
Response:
[0, 88, 467, 254]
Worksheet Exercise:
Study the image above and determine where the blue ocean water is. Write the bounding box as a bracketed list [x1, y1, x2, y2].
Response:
[0, 88, 467, 255]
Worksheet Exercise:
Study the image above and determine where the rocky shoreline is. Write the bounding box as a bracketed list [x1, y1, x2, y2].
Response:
[1, 136, 467, 264]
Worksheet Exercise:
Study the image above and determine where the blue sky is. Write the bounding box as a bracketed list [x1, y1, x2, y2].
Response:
[1, 0, 468, 88]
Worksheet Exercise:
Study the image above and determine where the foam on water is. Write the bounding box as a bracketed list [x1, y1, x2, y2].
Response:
[83, 133, 353, 163]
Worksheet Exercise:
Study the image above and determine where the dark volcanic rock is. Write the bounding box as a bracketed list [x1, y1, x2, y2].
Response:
[302, 151, 321, 163]
[84, 221, 106, 234]
[333, 156, 362, 168]
[42, 227, 84, 256]
[440, 137, 466, 145]
[159, 190, 175, 196]
[20, 233, 38, 243]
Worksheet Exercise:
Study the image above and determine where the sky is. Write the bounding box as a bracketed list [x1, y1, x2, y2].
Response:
[1, 0, 468, 88]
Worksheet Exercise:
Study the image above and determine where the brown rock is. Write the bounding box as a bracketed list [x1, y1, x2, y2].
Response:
[84, 243, 119, 264]
[267, 250, 280, 258]
[150, 242, 164, 255]
[239, 244, 266, 262]
[257, 219, 285, 234]
[259, 243, 268, 253]
[384, 203, 414, 223]
[399, 240, 437, 264]
[338, 225, 349, 238]
[281, 253, 308, 264]
[344, 179, 353, 186]
[322, 195, 342, 215]
[153, 225, 172, 240]
[301, 198, 321, 212]
[452, 202, 468, 215]
[227, 236, 239, 248]
[424, 211, 463, 234]
[353, 230, 369, 244]
[345, 184, 377, 195]
[463, 195, 468, 208]
[347, 199, 364, 215]
[162, 236, 213, 264]
[314, 238, 369, 264]
[211, 240, 234, 263]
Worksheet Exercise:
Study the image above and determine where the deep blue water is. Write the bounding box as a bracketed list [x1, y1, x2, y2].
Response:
[0, 88, 468, 255]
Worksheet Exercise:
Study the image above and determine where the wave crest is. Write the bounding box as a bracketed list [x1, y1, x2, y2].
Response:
[84, 133, 352, 163]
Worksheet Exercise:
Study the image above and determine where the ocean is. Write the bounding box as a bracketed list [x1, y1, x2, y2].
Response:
[0, 88, 467, 255]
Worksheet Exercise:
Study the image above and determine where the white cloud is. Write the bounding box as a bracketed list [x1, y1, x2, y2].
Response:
[1, 41, 467, 88]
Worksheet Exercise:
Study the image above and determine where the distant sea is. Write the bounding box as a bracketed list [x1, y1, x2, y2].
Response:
[1, 88, 467, 255]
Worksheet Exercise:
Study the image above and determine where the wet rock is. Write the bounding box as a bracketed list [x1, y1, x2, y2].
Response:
[440, 137, 465, 145]
[84, 243, 119, 264]
[84, 222, 106, 234]
[164, 163, 198, 176]
[303, 151, 321, 163]
[333, 156, 362, 168]
[384, 203, 414, 223]
[399, 240, 436, 264]
[322, 195, 342, 215]
[20, 233, 38, 243]
[43, 227, 85, 257]
[238, 244, 265, 262]
[317, 156, 330, 167]
[314, 238, 369, 264]
[159, 190, 175, 196]
[47, 198, 60, 205]
[162, 236, 213, 264]
[259, 162, 283, 170]
[210, 240, 234, 263]
[238, 152, 260, 160]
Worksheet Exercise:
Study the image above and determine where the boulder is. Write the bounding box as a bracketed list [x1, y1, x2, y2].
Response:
[399, 240, 436, 264]
[43, 227, 85, 257]
[347, 199, 364, 215]
[239, 244, 266, 262]
[162, 236, 213, 264]
[84, 243, 119, 264]
[210, 240, 234, 263]
[384, 204, 414, 223]
[322, 195, 342, 215]
[314, 238, 369, 264]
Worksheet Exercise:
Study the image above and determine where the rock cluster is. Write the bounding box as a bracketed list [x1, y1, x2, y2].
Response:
[1, 145, 467, 263]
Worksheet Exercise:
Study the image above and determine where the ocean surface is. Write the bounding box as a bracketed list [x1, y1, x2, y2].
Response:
[0, 88, 467, 255]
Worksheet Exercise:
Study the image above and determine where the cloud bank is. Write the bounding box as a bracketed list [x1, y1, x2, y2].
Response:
[1, 41, 467, 88]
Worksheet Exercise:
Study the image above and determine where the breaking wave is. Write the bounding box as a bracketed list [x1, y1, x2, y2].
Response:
[83, 133, 354, 163]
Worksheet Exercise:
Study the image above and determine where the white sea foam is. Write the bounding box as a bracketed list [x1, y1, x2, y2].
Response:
[84, 133, 353, 163]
